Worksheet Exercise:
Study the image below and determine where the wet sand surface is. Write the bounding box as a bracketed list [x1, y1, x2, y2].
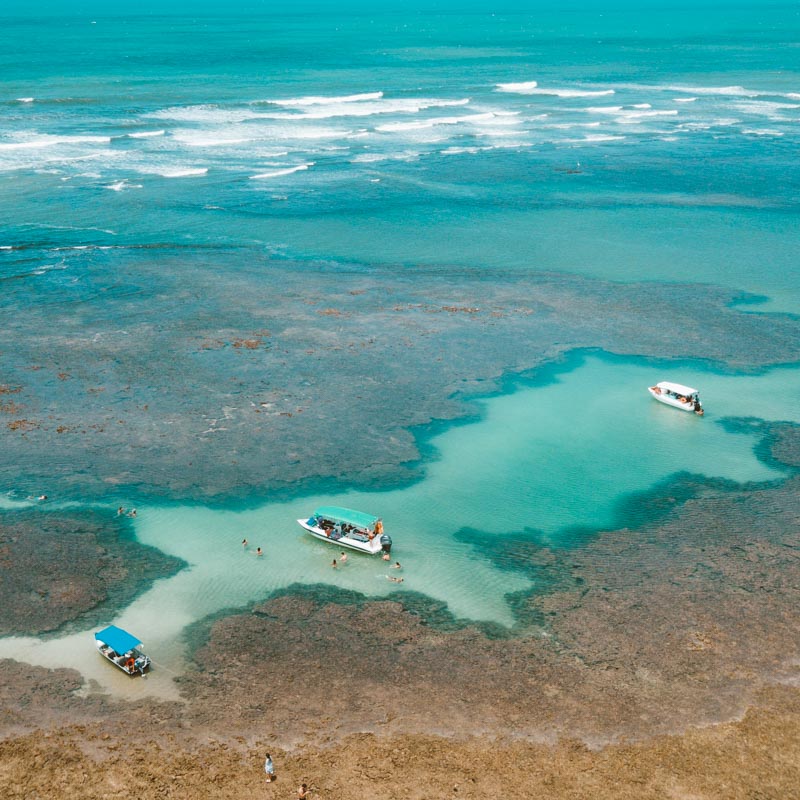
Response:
[1, 686, 798, 800]
[1, 429, 797, 798]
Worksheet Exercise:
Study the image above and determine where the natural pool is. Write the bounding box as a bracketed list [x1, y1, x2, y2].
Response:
[0, 352, 796, 699]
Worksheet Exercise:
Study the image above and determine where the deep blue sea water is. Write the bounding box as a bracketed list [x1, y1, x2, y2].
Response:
[1, 2, 799, 693]
[2, 1, 799, 312]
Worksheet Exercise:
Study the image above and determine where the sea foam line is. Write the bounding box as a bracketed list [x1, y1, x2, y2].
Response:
[249, 163, 314, 179]
[666, 84, 757, 97]
[139, 167, 208, 178]
[496, 81, 614, 98]
[0, 135, 111, 151]
[495, 80, 540, 93]
[270, 91, 384, 107]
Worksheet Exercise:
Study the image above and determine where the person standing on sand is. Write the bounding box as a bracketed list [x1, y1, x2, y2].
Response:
[297, 783, 309, 799]
[264, 753, 275, 783]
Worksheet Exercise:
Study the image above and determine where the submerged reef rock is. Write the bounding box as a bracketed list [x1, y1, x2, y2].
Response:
[172, 468, 799, 746]
[2, 249, 800, 502]
[0, 472, 797, 797]
[0, 509, 185, 636]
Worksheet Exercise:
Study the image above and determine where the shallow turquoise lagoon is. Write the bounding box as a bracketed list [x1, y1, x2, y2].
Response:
[1, 354, 795, 698]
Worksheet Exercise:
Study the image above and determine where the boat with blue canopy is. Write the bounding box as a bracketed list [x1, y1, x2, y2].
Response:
[95, 625, 151, 676]
[297, 505, 392, 555]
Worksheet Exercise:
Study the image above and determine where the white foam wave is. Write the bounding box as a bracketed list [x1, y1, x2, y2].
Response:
[0, 134, 111, 151]
[127, 130, 165, 139]
[679, 118, 741, 131]
[673, 97, 697, 103]
[530, 87, 615, 98]
[350, 150, 421, 164]
[741, 128, 784, 137]
[350, 152, 389, 163]
[667, 84, 757, 97]
[270, 92, 384, 107]
[300, 97, 471, 119]
[105, 180, 143, 191]
[249, 163, 314, 179]
[376, 112, 498, 133]
[614, 109, 679, 123]
[496, 80, 539, 93]
[144, 167, 208, 178]
[16, 97, 34, 103]
[584, 105, 624, 115]
[440, 142, 528, 155]
[171, 131, 255, 147]
[496, 81, 612, 97]
[732, 100, 800, 119]
[144, 105, 259, 123]
[582, 133, 626, 142]
[542, 122, 602, 130]
[440, 146, 481, 155]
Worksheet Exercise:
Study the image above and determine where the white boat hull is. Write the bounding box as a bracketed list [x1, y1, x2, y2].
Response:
[96, 641, 150, 676]
[648, 387, 703, 414]
[297, 519, 385, 554]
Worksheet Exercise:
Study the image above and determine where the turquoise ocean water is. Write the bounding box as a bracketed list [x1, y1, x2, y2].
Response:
[1, 2, 799, 695]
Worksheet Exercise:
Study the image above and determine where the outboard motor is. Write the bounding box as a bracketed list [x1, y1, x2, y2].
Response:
[380, 533, 392, 554]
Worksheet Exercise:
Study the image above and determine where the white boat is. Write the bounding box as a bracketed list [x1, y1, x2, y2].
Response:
[648, 381, 704, 415]
[95, 625, 151, 676]
[298, 505, 392, 555]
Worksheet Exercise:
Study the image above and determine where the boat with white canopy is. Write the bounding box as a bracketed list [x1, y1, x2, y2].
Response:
[95, 625, 151, 676]
[298, 506, 392, 555]
[648, 381, 704, 415]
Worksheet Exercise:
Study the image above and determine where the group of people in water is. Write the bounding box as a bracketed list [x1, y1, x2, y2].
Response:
[242, 539, 263, 556]
[329, 550, 403, 581]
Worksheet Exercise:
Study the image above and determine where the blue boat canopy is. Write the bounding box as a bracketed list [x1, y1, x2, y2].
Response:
[95, 625, 142, 654]
[313, 506, 379, 530]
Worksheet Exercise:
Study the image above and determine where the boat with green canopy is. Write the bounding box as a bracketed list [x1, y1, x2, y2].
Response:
[297, 505, 392, 555]
[95, 625, 151, 676]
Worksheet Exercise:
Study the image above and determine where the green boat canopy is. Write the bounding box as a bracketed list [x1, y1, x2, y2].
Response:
[313, 506, 379, 529]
